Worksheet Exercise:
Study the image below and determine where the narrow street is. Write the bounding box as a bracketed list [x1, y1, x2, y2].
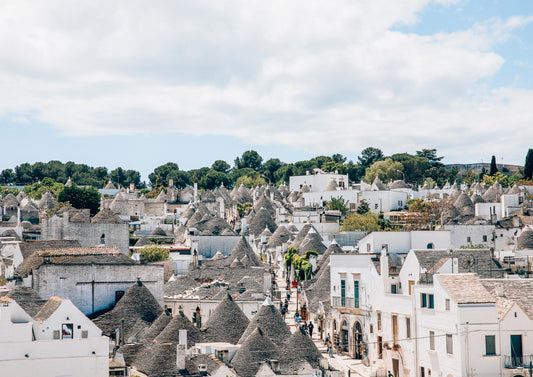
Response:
[275, 272, 372, 376]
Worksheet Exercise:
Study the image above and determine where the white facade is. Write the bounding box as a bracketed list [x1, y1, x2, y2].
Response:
[289, 171, 349, 193]
[444, 224, 496, 249]
[0, 297, 108, 377]
[360, 190, 408, 213]
[302, 190, 359, 207]
[357, 231, 452, 254]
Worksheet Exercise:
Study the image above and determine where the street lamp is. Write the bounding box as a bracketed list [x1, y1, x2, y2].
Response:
[396, 170, 405, 182]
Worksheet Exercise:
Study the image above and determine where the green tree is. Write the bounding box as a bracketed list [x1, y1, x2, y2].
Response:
[57, 185, 101, 215]
[327, 197, 348, 215]
[356, 200, 370, 214]
[341, 213, 380, 232]
[489, 155, 498, 176]
[211, 160, 231, 174]
[139, 245, 170, 263]
[364, 158, 404, 183]
[262, 158, 284, 184]
[200, 170, 232, 190]
[149, 163, 190, 189]
[416, 149, 444, 166]
[234, 150, 263, 170]
[0, 169, 15, 185]
[390, 153, 431, 184]
[24, 178, 64, 199]
[358, 147, 384, 169]
[235, 171, 266, 188]
[524, 149, 533, 181]
[482, 172, 509, 187]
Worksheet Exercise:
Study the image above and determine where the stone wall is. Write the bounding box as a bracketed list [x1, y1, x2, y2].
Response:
[41, 216, 129, 254]
[33, 263, 164, 315]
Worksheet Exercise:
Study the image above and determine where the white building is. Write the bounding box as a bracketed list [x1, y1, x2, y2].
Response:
[289, 169, 349, 193]
[357, 230, 452, 254]
[360, 190, 409, 213]
[0, 295, 108, 377]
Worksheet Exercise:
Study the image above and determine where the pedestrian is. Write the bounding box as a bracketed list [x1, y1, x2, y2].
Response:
[308, 321, 314, 338]
[301, 321, 307, 334]
[294, 312, 300, 326]
[388, 371, 393, 377]
[327, 340, 333, 358]
[281, 306, 286, 320]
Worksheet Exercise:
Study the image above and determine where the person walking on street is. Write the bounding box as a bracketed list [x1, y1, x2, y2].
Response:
[308, 321, 314, 338]
[327, 340, 333, 358]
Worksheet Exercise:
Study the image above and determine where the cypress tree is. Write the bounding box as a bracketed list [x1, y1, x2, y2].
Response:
[525, 149, 533, 181]
[489, 155, 498, 176]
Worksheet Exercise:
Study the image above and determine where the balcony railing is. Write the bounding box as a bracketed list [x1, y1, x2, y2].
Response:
[504, 355, 533, 369]
[332, 296, 360, 309]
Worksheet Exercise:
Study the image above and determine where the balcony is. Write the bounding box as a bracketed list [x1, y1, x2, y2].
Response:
[332, 296, 360, 309]
[504, 355, 533, 369]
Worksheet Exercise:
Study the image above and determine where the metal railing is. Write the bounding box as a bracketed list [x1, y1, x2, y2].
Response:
[332, 296, 360, 308]
[504, 355, 533, 369]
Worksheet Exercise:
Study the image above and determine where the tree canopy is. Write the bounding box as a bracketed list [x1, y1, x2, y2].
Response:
[57, 185, 101, 215]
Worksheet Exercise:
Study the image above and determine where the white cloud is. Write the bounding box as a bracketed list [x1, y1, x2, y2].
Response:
[0, 0, 532, 164]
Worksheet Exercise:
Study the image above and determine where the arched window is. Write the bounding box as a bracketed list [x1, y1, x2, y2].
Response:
[100, 234, 106, 245]
[427, 243, 434, 249]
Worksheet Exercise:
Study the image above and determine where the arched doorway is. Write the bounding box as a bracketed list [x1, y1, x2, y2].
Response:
[341, 320, 349, 353]
[352, 321, 363, 359]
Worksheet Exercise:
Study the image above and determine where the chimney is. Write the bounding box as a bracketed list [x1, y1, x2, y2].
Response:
[193, 183, 198, 201]
[263, 273, 272, 294]
[176, 344, 186, 370]
[130, 183, 135, 191]
[179, 329, 188, 348]
[380, 247, 389, 290]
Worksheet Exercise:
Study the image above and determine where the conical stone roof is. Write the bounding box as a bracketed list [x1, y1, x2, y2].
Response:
[232, 327, 281, 377]
[141, 310, 173, 341]
[93, 280, 162, 338]
[268, 225, 291, 248]
[290, 224, 312, 250]
[318, 240, 343, 269]
[247, 207, 277, 237]
[281, 327, 322, 371]
[202, 293, 250, 344]
[150, 226, 168, 237]
[238, 298, 291, 345]
[298, 228, 326, 255]
[254, 195, 276, 217]
[154, 310, 203, 348]
[229, 237, 261, 267]
[517, 227, 533, 250]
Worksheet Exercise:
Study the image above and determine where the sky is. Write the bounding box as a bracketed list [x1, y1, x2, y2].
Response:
[1, 0, 532, 182]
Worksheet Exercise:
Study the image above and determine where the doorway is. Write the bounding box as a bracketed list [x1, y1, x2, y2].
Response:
[511, 334, 523, 367]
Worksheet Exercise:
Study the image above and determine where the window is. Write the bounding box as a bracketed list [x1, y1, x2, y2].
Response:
[427, 243, 434, 249]
[392, 315, 398, 345]
[483, 235, 488, 242]
[429, 331, 435, 350]
[406, 317, 411, 339]
[340, 279, 346, 307]
[366, 244, 371, 252]
[82, 330, 88, 339]
[445, 299, 450, 311]
[370, 324, 374, 334]
[408, 280, 415, 295]
[62, 324, 74, 339]
[391, 284, 397, 294]
[375, 203, 379, 210]
[421, 293, 427, 308]
[446, 334, 453, 354]
[354, 281, 359, 308]
[115, 290, 125, 305]
[485, 335, 496, 355]
[428, 294, 434, 309]
[377, 311, 382, 330]
[100, 233, 106, 245]
[467, 236, 471, 243]
[377, 336, 383, 359]
[53, 330, 60, 339]
[398, 200, 403, 206]
[420, 367, 425, 377]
